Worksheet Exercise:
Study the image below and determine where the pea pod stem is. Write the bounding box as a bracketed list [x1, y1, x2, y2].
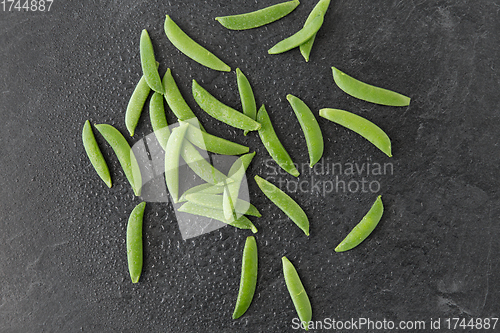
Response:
[286, 94, 324, 167]
[192, 80, 261, 132]
[299, 0, 331, 61]
[233, 236, 258, 319]
[257, 105, 299, 177]
[268, 14, 324, 54]
[164, 15, 231, 72]
[282, 256, 312, 330]
[140, 29, 165, 94]
[216, 0, 300, 30]
[127, 202, 146, 283]
[254, 175, 309, 235]
[95, 124, 142, 196]
[319, 108, 392, 157]
[165, 123, 189, 203]
[331, 67, 411, 106]
[82, 120, 112, 188]
[149, 92, 170, 150]
[335, 195, 383, 252]
[178, 202, 258, 233]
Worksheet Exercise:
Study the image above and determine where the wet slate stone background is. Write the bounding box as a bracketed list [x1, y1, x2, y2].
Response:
[1, 1, 499, 332]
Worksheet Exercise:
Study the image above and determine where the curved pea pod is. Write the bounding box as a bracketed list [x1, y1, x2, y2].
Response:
[140, 30, 165, 94]
[82, 120, 112, 188]
[232, 236, 258, 320]
[299, 0, 331, 62]
[127, 202, 146, 283]
[185, 193, 261, 217]
[183, 120, 250, 155]
[162, 69, 205, 131]
[268, 14, 324, 54]
[95, 124, 142, 196]
[216, 0, 299, 30]
[236, 68, 257, 136]
[254, 175, 309, 235]
[331, 67, 411, 106]
[164, 15, 230, 72]
[319, 108, 392, 157]
[178, 202, 258, 233]
[286, 94, 324, 167]
[149, 92, 170, 150]
[192, 80, 261, 132]
[165, 123, 189, 203]
[181, 141, 232, 185]
[179, 183, 225, 202]
[282, 257, 312, 329]
[335, 195, 384, 252]
[257, 105, 299, 177]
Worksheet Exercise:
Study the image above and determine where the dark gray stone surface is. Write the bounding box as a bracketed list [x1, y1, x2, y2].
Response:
[1, 0, 499, 332]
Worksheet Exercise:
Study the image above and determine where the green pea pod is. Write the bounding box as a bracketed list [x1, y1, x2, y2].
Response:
[150, 92, 170, 150]
[162, 69, 205, 131]
[268, 14, 324, 54]
[179, 183, 225, 202]
[228, 152, 256, 178]
[257, 105, 299, 177]
[127, 202, 146, 283]
[185, 192, 261, 217]
[140, 30, 165, 94]
[236, 68, 257, 136]
[254, 175, 309, 235]
[335, 195, 383, 252]
[216, 0, 300, 30]
[331, 67, 411, 106]
[299, 0, 331, 62]
[223, 156, 250, 221]
[319, 108, 392, 157]
[164, 15, 231, 72]
[287, 95, 324, 167]
[282, 257, 312, 329]
[165, 123, 189, 203]
[125, 76, 150, 137]
[183, 121, 250, 155]
[82, 120, 112, 188]
[95, 124, 142, 196]
[181, 141, 232, 185]
[233, 236, 258, 319]
[178, 202, 258, 233]
[192, 80, 261, 132]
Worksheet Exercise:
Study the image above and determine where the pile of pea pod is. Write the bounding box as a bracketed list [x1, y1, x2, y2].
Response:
[81, 0, 411, 328]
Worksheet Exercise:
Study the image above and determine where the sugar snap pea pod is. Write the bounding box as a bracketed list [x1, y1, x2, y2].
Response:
[179, 183, 224, 202]
[164, 15, 231, 72]
[95, 124, 142, 196]
[82, 120, 112, 188]
[162, 69, 205, 131]
[181, 141, 232, 185]
[165, 123, 189, 203]
[184, 121, 250, 155]
[254, 175, 309, 235]
[140, 30, 165, 94]
[236, 69, 257, 136]
[223, 157, 248, 221]
[286, 95, 323, 168]
[150, 92, 170, 149]
[268, 14, 324, 55]
[299, 0, 331, 62]
[257, 105, 299, 177]
[282, 256, 312, 329]
[192, 80, 261, 132]
[331, 67, 411, 106]
[216, 0, 299, 30]
[233, 236, 258, 319]
[178, 202, 258, 233]
[185, 193, 261, 217]
[335, 195, 383, 252]
[127, 202, 146, 283]
[319, 108, 392, 157]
